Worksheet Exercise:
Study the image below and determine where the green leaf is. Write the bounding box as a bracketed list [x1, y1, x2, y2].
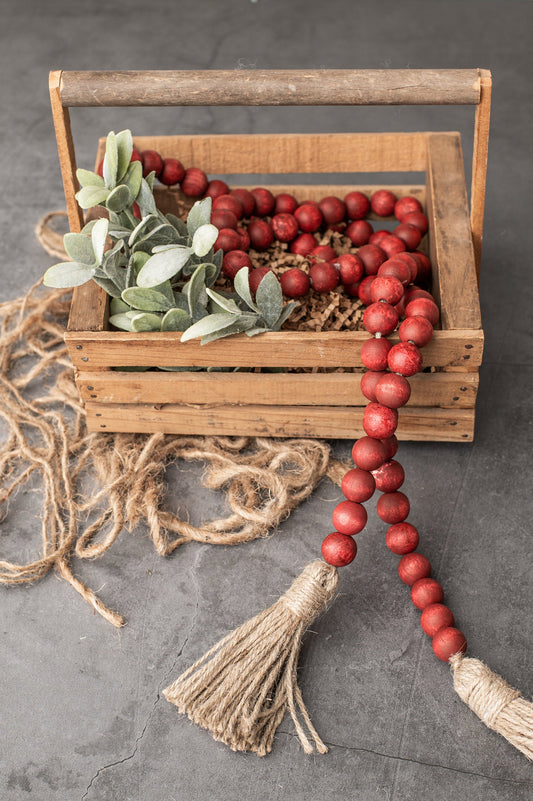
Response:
[131, 250, 151, 274]
[200, 316, 258, 344]
[76, 168, 105, 188]
[63, 232, 96, 266]
[233, 267, 259, 312]
[92, 275, 123, 298]
[131, 312, 163, 332]
[271, 300, 300, 330]
[109, 312, 136, 332]
[245, 326, 269, 337]
[110, 297, 130, 315]
[43, 261, 95, 288]
[116, 130, 133, 181]
[103, 131, 118, 188]
[180, 313, 242, 342]
[137, 246, 192, 288]
[76, 186, 110, 209]
[205, 288, 241, 315]
[128, 214, 158, 247]
[166, 213, 188, 236]
[136, 177, 157, 216]
[186, 264, 207, 316]
[123, 159, 142, 200]
[161, 308, 192, 331]
[106, 184, 132, 213]
[255, 271, 283, 328]
[192, 223, 218, 257]
[122, 287, 173, 312]
[91, 217, 109, 264]
[187, 197, 212, 237]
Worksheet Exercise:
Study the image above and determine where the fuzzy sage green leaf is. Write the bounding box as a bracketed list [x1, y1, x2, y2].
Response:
[192, 223, 218, 258]
[91, 218, 109, 264]
[115, 130, 133, 182]
[131, 312, 163, 332]
[255, 271, 283, 328]
[137, 246, 192, 288]
[103, 131, 118, 189]
[63, 232, 96, 266]
[76, 186, 110, 209]
[122, 287, 173, 312]
[43, 261, 95, 288]
[76, 168, 105, 188]
[106, 184, 132, 213]
[186, 197, 212, 236]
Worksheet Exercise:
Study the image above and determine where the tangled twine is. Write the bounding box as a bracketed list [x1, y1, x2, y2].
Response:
[0, 215, 349, 625]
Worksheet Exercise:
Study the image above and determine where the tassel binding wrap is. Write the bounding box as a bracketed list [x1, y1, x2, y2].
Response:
[163, 560, 339, 756]
[451, 654, 533, 760]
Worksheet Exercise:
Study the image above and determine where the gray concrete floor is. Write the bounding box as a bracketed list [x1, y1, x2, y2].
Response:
[1, 1, 532, 799]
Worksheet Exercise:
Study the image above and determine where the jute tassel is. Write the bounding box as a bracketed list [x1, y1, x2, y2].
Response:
[450, 654, 533, 759]
[163, 560, 339, 756]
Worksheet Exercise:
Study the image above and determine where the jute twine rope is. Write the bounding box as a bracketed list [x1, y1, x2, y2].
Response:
[163, 560, 339, 755]
[0, 214, 349, 626]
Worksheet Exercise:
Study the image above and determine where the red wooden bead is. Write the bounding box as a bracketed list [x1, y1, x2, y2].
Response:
[420, 603, 455, 637]
[214, 228, 242, 253]
[405, 298, 440, 327]
[248, 219, 274, 251]
[140, 149, 163, 178]
[387, 342, 423, 377]
[181, 167, 208, 197]
[372, 459, 405, 493]
[369, 230, 391, 246]
[394, 195, 423, 222]
[289, 233, 317, 256]
[272, 213, 299, 242]
[371, 189, 397, 217]
[342, 468, 376, 503]
[377, 258, 412, 286]
[385, 521, 419, 554]
[403, 210, 429, 235]
[251, 187, 275, 216]
[332, 500, 367, 535]
[363, 302, 399, 336]
[377, 491, 410, 523]
[393, 252, 419, 283]
[404, 286, 435, 304]
[344, 190, 370, 220]
[352, 436, 387, 471]
[380, 234, 406, 258]
[249, 267, 272, 294]
[274, 193, 298, 215]
[393, 223, 422, 251]
[159, 157, 185, 186]
[370, 276, 405, 306]
[211, 209, 239, 230]
[361, 337, 392, 371]
[206, 179, 230, 200]
[381, 434, 399, 460]
[310, 245, 337, 263]
[411, 578, 444, 610]
[319, 195, 346, 225]
[344, 281, 361, 298]
[432, 627, 467, 662]
[375, 373, 411, 408]
[280, 268, 310, 298]
[321, 532, 357, 567]
[346, 220, 373, 246]
[398, 552, 431, 585]
[230, 188, 255, 217]
[310, 262, 339, 293]
[222, 250, 253, 279]
[213, 193, 244, 220]
[132, 201, 141, 219]
[356, 244, 388, 276]
[411, 251, 432, 282]
[131, 148, 142, 163]
[333, 253, 364, 285]
[357, 276, 376, 306]
[398, 316, 434, 347]
[363, 402, 398, 439]
[294, 203, 323, 233]
[237, 227, 251, 251]
[360, 371, 386, 402]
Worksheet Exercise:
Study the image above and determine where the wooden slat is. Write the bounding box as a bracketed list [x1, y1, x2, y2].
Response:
[129, 133, 429, 174]
[65, 329, 484, 369]
[76, 370, 478, 408]
[471, 69, 492, 278]
[84, 402, 475, 442]
[426, 133, 481, 331]
[59, 69, 481, 108]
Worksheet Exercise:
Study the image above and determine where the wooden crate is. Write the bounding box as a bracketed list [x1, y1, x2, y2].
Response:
[49, 69, 491, 441]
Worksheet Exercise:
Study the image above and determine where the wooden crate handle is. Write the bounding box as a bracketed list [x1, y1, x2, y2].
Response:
[49, 68, 491, 274]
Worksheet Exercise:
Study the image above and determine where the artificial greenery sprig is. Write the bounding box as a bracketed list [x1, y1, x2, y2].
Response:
[44, 129, 298, 346]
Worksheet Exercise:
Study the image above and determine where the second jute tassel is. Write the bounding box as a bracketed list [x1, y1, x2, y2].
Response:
[163, 560, 339, 756]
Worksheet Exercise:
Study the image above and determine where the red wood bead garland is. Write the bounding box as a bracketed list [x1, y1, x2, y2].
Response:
[385, 521, 419, 554]
[332, 500, 367, 535]
[372, 460, 405, 493]
[398, 552, 431, 585]
[420, 603, 455, 637]
[376, 491, 410, 524]
[341, 468, 376, 503]
[352, 436, 387, 471]
[321, 532, 357, 567]
[411, 578, 444, 610]
[432, 627, 467, 662]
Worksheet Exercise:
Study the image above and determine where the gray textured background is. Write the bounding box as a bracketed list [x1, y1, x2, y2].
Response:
[1, 1, 532, 799]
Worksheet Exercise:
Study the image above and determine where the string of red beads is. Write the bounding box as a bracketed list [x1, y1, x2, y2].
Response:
[321, 268, 468, 665]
